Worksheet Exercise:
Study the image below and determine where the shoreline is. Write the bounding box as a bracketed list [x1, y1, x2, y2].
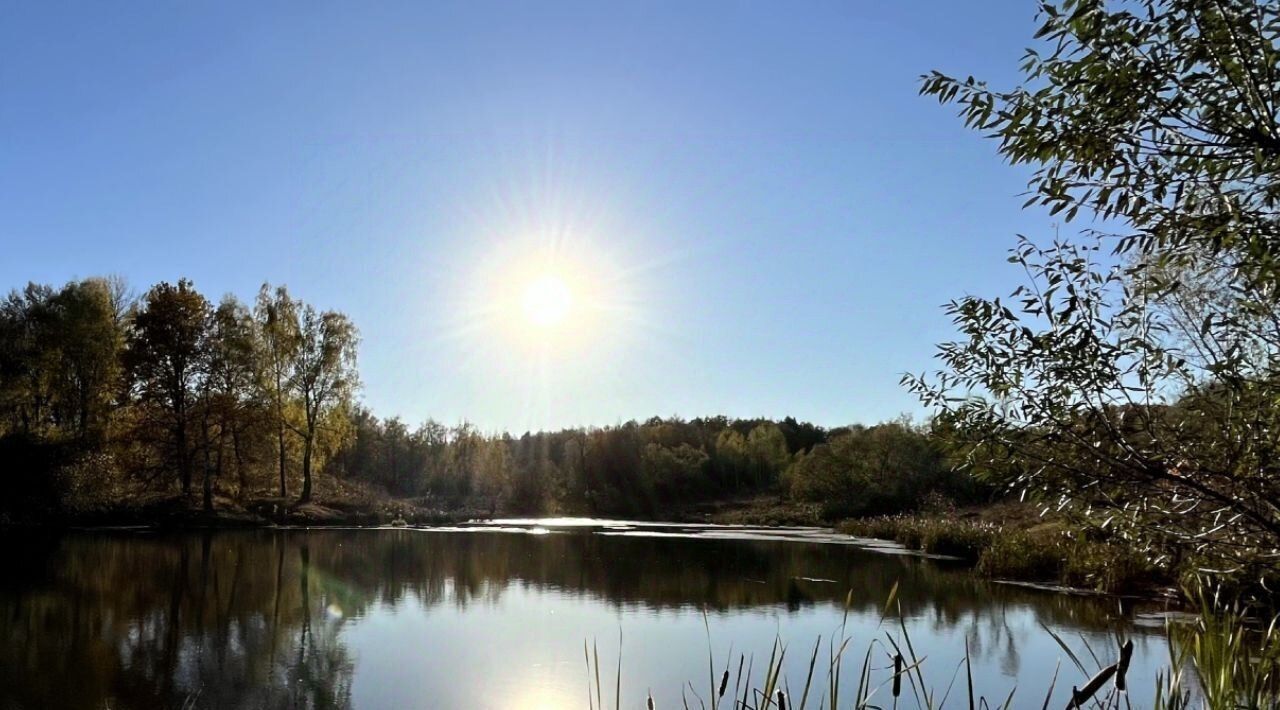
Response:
[0, 499, 1183, 608]
[0, 493, 1177, 606]
[0, 494, 484, 531]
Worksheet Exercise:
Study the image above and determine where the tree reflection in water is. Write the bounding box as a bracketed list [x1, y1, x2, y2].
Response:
[0, 527, 1162, 709]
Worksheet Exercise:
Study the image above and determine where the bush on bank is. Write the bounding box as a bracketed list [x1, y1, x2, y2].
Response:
[839, 514, 1163, 595]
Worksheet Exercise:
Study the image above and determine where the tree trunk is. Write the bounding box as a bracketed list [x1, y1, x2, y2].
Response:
[177, 419, 191, 497]
[201, 408, 214, 513]
[202, 461, 212, 511]
[277, 420, 288, 498]
[213, 427, 225, 510]
[78, 385, 89, 440]
[233, 427, 246, 499]
[299, 435, 313, 502]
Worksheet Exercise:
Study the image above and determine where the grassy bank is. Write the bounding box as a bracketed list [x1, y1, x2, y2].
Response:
[837, 506, 1170, 596]
[673, 495, 823, 526]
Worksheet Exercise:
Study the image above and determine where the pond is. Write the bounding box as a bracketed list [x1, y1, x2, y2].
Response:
[0, 520, 1179, 709]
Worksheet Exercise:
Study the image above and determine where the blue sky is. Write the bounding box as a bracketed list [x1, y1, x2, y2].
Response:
[1, 1, 1054, 433]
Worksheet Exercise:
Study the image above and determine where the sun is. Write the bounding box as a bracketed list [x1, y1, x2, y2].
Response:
[521, 273, 573, 327]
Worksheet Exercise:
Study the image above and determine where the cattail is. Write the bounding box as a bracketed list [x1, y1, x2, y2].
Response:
[718, 669, 729, 698]
[1116, 639, 1134, 692]
[892, 653, 904, 698]
[776, 689, 787, 710]
[647, 690, 655, 710]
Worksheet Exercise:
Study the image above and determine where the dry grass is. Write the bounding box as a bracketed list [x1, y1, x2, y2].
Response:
[839, 509, 1163, 595]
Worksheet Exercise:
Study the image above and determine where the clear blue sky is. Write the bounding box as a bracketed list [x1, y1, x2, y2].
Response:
[1, 1, 1054, 433]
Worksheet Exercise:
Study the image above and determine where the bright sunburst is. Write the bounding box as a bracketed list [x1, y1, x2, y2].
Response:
[447, 235, 622, 353]
[428, 162, 680, 429]
[521, 273, 572, 328]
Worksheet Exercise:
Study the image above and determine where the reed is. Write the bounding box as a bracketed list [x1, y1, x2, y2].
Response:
[583, 585, 1280, 709]
[843, 515, 1160, 594]
[1153, 588, 1280, 709]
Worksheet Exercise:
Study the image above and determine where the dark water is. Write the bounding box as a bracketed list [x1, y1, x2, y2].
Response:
[0, 520, 1176, 709]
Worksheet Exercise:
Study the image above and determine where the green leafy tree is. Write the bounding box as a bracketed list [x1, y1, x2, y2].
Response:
[290, 305, 358, 502]
[746, 423, 789, 487]
[640, 442, 710, 500]
[912, 0, 1280, 590]
[48, 279, 126, 440]
[474, 437, 514, 514]
[255, 284, 301, 498]
[204, 296, 259, 503]
[714, 429, 750, 489]
[0, 285, 58, 436]
[125, 280, 211, 497]
[921, 0, 1280, 272]
[786, 421, 946, 518]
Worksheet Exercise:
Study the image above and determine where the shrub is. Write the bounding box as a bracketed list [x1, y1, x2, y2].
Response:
[54, 451, 130, 515]
[1060, 540, 1157, 595]
[893, 519, 925, 548]
[837, 515, 905, 540]
[919, 521, 994, 561]
[975, 531, 1064, 581]
[840, 516, 994, 561]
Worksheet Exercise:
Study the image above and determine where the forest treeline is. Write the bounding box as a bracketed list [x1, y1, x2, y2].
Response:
[337, 410, 986, 516]
[0, 276, 984, 520]
[0, 277, 359, 516]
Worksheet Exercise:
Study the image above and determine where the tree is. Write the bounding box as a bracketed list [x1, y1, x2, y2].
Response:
[777, 416, 828, 455]
[713, 429, 750, 489]
[746, 423, 789, 487]
[640, 442, 710, 500]
[289, 305, 358, 502]
[474, 437, 513, 514]
[786, 421, 947, 518]
[921, 0, 1280, 275]
[0, 284, 58, 436]
[51, 279, 126, 440]
[912, 0, 1280, 591]
[910, 239, 1280, 576]
[126, 280, 210, 496]
[204, 296, 259, 504]
[255, 284, 300, 498]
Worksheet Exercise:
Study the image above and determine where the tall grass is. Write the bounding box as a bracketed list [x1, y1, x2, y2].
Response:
[591, 583, 1022, 709]
[841, 515, 1158, 594]
[585, 586, 1280, 709]
[1152, 588, 1280, 710]
[839, 516, 997, 561]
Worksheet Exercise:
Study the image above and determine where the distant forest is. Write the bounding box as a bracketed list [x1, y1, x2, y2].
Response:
[0, 276, 984, 521]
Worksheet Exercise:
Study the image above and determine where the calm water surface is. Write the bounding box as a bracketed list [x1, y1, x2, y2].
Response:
[0, 520, 1177, 709]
